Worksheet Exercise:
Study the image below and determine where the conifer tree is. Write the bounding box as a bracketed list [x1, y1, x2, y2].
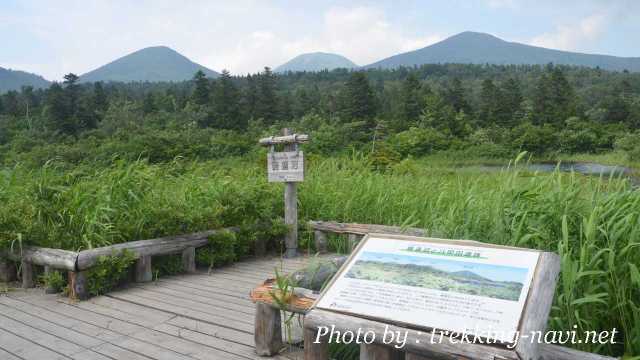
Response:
[212, 70, 242, 129]
[192, 70, 210, 106]
[401, 73, 422, 127]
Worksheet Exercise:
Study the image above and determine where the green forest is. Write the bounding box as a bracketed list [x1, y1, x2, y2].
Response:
[1, 63, 640, 166]
[1, 64, 640, 358]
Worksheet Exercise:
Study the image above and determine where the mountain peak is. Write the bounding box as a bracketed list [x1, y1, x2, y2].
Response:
[275, 52, 357, 73]
[365, 31, 640, 72]
[0, 67, 51, 93]
[80, 46, 219, 83]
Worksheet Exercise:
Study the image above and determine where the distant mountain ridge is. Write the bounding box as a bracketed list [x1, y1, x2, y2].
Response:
[80, 46, 219, 83]
[0, 67, 50, 93]
[275, 52, 357, 73]
[365, 31, 640, 72]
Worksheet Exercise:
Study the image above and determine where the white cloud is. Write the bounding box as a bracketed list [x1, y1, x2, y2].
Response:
[1, 2, 443, 79]
[529, 13, 608, 51]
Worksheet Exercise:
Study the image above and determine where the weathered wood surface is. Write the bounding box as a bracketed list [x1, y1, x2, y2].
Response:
[304, 327, 329, 360]
[309, 220, 435, 237]
[0, 258, 16, 282]
[0, 255, 327, 360]
[360, 343, 403, 360]
[259, 133, 310, 146]
[515, 252, 561, 360]
[181, 246, 196, 273]
[76, 229, 234, 270]
[283, 128, 299, 258]
[255, 302, 283, 355]
[3, 247, 78, 271]
[20, 259, 34, 288]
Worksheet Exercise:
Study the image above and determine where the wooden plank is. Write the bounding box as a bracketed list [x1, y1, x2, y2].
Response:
[0, 302, 104, 349]
[154, 323, 272, 359]
[127, 283, 255, 313]
[516, 252, 561, 360]
[104, 337, 197, 360]
[108, 289, 254, 323]
[0, 348, 21, 360]
[105, 292, 253, 332]
[0, 327, 69, 360]
[308, 221, 433, 237]
[0, 296, 124, 343]
[4, 247, 77, 271]
[141, 279, 255, 304]
[168, 316, 254, 346]
[0, 312, 87, 356]
[83, 343, 154, 360]
[76, 229, 234, 271]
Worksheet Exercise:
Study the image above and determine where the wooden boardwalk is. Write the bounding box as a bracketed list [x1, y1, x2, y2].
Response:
[0, 255, 321, 360]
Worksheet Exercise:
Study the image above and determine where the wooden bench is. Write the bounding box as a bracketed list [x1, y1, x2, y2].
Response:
[1, 228, 235, 299]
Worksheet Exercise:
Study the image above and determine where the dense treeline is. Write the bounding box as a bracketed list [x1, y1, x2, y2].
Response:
[1, 63, 640, 167]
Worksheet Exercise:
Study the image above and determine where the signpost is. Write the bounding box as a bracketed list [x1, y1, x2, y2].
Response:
[307, 233, 561, 360]
[259, 129, 309, 258]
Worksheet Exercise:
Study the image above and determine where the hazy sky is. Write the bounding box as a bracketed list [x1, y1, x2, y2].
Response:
[1, 0, 639, 81]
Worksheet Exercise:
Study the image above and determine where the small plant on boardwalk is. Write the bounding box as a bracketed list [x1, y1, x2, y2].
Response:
[152, 254, 183, 277]
[270, 268, 300, 346]
[86, 250, 136, 297]
[196, 230, 237, 271]
[39, 270, 66, 293]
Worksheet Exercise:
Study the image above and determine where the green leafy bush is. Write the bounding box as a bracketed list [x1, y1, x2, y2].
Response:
[152, 255, 183, 277]
[196, 230, 237, 268]
[86, 250, 136, 297]
[39, 270, 66, 293]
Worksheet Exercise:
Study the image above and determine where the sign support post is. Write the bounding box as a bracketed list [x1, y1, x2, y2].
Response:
[259, 129, 309, 258]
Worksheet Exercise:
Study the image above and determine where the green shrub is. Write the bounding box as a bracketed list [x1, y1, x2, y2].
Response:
[86, 250, 136, 297]
[152, 255, 183, 277]
[39, 270, 66, 293]
[196, 230, 237, 268]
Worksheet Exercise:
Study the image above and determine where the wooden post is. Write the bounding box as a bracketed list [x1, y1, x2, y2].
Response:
[69, 271, 88, 300]
[283, 128, 298, 258]
[0, 258, 16, 282]
[255, 302, 283, 356]
[304, 326, 329, 360]
[181, 247, 196, 273]
[43, 266, 58, 294]
[20, 260, 34, 288]
[360, 344, 403, 360]
[135, 255, 152, 282]
[314, 230, 327, 254]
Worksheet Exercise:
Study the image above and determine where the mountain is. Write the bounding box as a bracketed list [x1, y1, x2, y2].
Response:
[80, 46, 219, 83]
[366, 31, 640, 72]
[0, 67, 50, 93]
[275, 52, 357, 73]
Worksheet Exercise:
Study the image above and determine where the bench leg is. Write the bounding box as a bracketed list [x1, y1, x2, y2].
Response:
[304, 326, 329, 360]
[182, 247, 196, 273]
[69, 271, 88, 300]
[255, 302, 283, 356]
[360, 343, 403, 360]
[21, 260, 34, 288]
[0, 259, 16, 282]
[135, 255, 152, 282]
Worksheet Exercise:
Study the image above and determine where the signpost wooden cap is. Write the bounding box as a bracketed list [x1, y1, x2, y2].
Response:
[259, 134, 309, 146]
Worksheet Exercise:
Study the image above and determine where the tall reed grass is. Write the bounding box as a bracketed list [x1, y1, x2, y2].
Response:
[0, 154, 637, 357]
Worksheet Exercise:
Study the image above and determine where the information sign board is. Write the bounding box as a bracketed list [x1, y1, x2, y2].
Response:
[267, 151, 304, 182]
